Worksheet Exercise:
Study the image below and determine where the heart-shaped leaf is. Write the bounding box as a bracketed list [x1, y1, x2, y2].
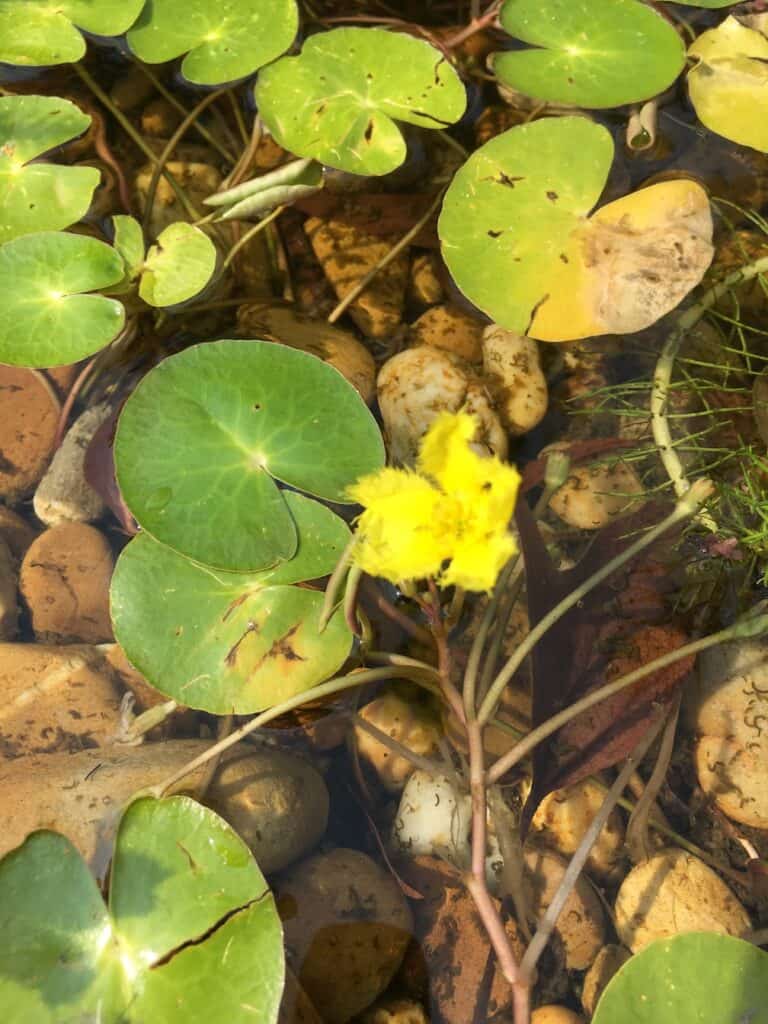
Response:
[139, 222, 217, 307]
[0, 0, 146, 66]
[255, 27, 467, 176]
[110, 496, 353, 712]
[592, 933, 768, 1024]
[0, 797, 285, 1024]
[0, 94, 99, 243]
[114, 339, 384, 571]
[687, 16, 768, 153]
[127, 0, 299, 86]
[438, 117, 713, 341]
[0, 232, 125, 367]
[495, 0, 685, 108]
[111, 214, 145, 283]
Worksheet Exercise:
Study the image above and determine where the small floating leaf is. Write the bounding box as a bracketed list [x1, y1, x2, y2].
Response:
[256, 27, 467, 176]
[592, 933, 768, 1024]
[139, 222, 217, 307]
[0, 798, 285, 1024]
[438, 117, 713, 341]
[127, 0, 299, 86]
[0, 0, 146, 66]
[495, 0, 685, 108]
[0, 232, 125, 367]
[111, 214, 145, 283]
[111, 498, 352, 712]
[114, 339, 384, 571]
[0, 94, 99, 243]
[687, 15, 768, 153]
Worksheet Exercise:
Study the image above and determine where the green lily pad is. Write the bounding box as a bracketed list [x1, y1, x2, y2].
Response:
[592, 933, 768, 1024]
[439, 116, 612, 335]
[110, 497, 352, 712]
[0, 0, 146, 67]
[114, 339, 384, 571]
[111, 214, 145, 283]
[127, 0, 299, 86]
[0, 94, 99, 243]
[0, 797, 285, 1024]
[139, 222, 217, 307]
[0, 231, 125, 367]
[495, 0, 685, 108]
[255, 27, 467, 176]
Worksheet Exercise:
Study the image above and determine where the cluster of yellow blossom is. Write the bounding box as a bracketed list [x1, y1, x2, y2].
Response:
[347, 412, 521, 592]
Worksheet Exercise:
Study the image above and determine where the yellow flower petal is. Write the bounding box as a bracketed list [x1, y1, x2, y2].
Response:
[441, 531, 517, 592]
[418, 410, 477, 493]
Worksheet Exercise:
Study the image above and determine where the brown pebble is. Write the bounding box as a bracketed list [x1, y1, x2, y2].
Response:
[0, 504, 38, 561]
[45, 362, 81, 400]
[305, 217, 409, 338]
[408, 303, 484, 363]
[408, 251, 444, 308]
[102, 642, 197, 737]
[0, 537, 18, 640]
[0, 642, 123, 757]
[141, 98, 182, 137]
[20, 522, 114, 643]
[0, 366, 59, 504]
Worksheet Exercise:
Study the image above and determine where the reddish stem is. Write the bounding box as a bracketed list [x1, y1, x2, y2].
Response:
[444, 0, 501, 49]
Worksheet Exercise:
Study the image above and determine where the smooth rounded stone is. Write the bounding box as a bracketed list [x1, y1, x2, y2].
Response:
[20, 522, 114, 643]
[109, 64, 157, 111]
[614, 848, 752, 952]
[695, 734, 768, 830]
[482, 325, 548, 436]
[205, 747, 329, 874]
[356, 692, 441, 792]
[0, 642, 123, 758]
[0, 537, 18, 640]
[547, 450, 645, 530]
[305, 217, 409, 338]
[34, 402, 112, 526]
[686, 639, 768, 750]
[524, 846, 607, 970]
[0, 365, 59, 504]
[141, 98, 182, 137]
[102, 642, 198, 737]
[407, 304, 484, 363]
[0, 740, 325, 872]
[581, 944, 631, 1017]
[378, 346, 507, 466]
[278, 849, 413, 1023]
[134, 160, 222, 236]
[236, 302, 376, 402]
[0, 504, 38, 559]
[45, 363, 81, 400]
[531, 1008, 583, 1024]
[408, 251, 444, 308]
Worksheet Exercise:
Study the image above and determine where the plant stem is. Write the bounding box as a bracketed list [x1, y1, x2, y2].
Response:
[626, 694, 681, 863]
[486, 607, 768, 785]
[444, 0, 501, 49]
[318, 534, 357, 631]
[352, 712, 446, 776]
[651, 253, 768, 511]
[73, 64, 203, 224]
[519, 716, 665, 980]
[146, 667, 422, 798]
[478, 479, 715, 727]
[326, 189, 445, 325]
[141, 88, 228, 234]
[463, 555, 520, 719]
[222, 205, 286, 268]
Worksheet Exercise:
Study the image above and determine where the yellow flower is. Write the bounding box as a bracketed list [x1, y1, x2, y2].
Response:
[347, 412, 521, 592]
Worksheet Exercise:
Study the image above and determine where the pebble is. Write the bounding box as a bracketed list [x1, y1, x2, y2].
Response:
[305, 217, 409, 338]
[278, 849, 413, 1023]
[408, 251, 444, 308]
[0, 642, 123, 757]
[0, 537, 18, 640]
[0, 366, 59, 504]
[33, 402, 112, 526]
[408, 304, 484, 363]
[20, 522, 114, 643]
[0, 504, 38, 559]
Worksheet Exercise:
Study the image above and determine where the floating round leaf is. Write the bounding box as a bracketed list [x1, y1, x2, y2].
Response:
[111, 214, 145, 284]
[592, 933, 768, 1024]
[256, 27, 467, 175]
[688, 16, 768, 153]
[110, 506, 353, 713]
[0, 0, 146, 66]
[0, 232, 125, 367]
[139, 222, 216, 307]
[127, 0, 299, 86]
[114, 339, 384, 571]
[0, 94, 99, 243]
[495, 0, 685, 108]
[438, 117, 713, 341]
[0, 797, 285, 1024]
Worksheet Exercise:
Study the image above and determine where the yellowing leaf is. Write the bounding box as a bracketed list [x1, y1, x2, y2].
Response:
[531, 179, 714, 341]
[687, 15, 768, 153]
